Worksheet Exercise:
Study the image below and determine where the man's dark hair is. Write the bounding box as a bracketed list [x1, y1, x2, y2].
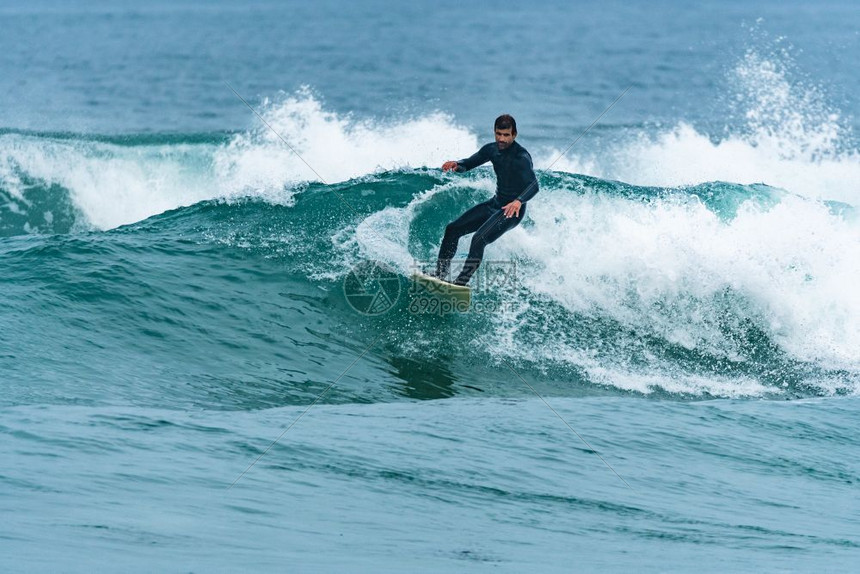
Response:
[494, 114, 517, 135]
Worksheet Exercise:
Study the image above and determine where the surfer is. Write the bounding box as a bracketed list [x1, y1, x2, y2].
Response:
[434, 114, 538, 286]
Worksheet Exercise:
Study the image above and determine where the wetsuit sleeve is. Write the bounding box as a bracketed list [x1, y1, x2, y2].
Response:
[515, 151, 539, 203]
[456, 144, 493, 172]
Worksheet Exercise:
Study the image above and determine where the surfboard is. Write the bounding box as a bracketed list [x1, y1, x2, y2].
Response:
[410, 272, 471, 307]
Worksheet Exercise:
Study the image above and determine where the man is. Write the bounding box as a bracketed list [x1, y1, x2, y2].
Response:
[435, 114, 539, 286]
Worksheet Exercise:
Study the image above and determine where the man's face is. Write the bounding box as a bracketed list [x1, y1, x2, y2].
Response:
[495, 128, 516, 150]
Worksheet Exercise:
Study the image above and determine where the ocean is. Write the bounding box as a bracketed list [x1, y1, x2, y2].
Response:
[1, 1, 859, 571]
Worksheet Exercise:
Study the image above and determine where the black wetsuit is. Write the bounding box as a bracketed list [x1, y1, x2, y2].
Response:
[436, 141, 539, 285]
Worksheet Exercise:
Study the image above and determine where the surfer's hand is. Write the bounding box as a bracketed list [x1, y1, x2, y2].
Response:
[502, 200, 522, 218]
[442, 161, 459, 172]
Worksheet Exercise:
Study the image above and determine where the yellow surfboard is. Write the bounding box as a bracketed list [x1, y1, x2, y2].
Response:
[410, 272, 471, 307]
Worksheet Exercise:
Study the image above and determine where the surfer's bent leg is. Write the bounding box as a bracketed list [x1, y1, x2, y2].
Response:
[435, 200, 495, 279]
[454, 205, 525, 286]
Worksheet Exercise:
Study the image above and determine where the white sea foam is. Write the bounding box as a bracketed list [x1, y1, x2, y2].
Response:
[484, 188, 860, 391]
[0, 136, 218, 230]
[212, 87, 479, 193]
[549, 50, 860, 203]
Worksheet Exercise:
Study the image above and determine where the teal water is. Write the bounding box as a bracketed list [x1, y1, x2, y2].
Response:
[2, 1, 860, 571]
[4, 398, 858, 572]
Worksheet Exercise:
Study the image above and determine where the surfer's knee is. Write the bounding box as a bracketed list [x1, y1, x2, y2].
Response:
[469, 233, 487, 250]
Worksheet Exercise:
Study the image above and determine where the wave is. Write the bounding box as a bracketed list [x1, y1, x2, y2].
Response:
[4, 170, 856, 401]
[0, 90, 479, 233]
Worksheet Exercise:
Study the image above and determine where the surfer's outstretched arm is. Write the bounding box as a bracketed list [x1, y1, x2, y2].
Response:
[441, 144, 494, 173]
